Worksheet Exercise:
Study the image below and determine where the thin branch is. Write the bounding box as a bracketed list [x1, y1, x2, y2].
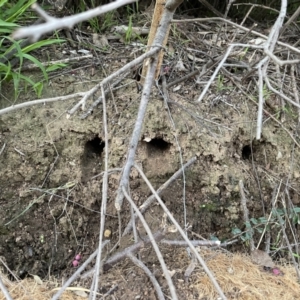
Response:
[0, 143, 6, 156]
[114, 55, 158, 210]
[161, 239, 220, 247]
[290, 65, 300, 122]
[89, 85, 109, 300]
[0, 275, 13, 300]
[0, 93, 85, 116]
[280, 5, 300, 36]
[114, 0, 183, 211]
[81, 231, 164, 279]
[264, 76, 300, 109]
[68, 47, 160, 116]
[122, 187, 178, 300]
[127, 252, 165, 300]
[133, 164, 226, 300]
[197, 0, 225, 18]
[239, 180, 255, 251]
[13, 0, 136, 41]
[160, 76, 187, 233]
[122, 156, 197, 236]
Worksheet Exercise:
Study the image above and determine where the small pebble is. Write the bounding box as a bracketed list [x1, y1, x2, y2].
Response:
[72, 260, 79, 267]
[75, 254, 81, 261]
[272, 268, 281, 276]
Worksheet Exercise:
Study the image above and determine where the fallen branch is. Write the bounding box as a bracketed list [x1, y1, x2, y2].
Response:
[122, 156, 197, 236]
[67, 47, 160, 116]
[122, 187, 178, 300]
[239, 180, 255, 251]
[134, 163, 226, 300]
[114, 0, 184, 211]
[81, 231, 165, 279]
[161, 239, 220, 247]
[13, 0, 136, 41]
[0, 93, 85, 116]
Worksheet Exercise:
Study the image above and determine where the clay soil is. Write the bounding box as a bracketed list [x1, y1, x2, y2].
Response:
[1, 11, 300, 300]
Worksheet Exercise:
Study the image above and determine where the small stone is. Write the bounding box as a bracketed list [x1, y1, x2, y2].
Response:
[75, 254, 81, 261]
[104, 229, 111, 238]
[72, 260, 79, 267]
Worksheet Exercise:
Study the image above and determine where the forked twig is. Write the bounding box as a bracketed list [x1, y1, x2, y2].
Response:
[123, 156, 197, 236]
[133, 164, 226, 300]
[81, 231, 165, 279]
[115, 0, 183, 211]
[122, 186, 178, 300]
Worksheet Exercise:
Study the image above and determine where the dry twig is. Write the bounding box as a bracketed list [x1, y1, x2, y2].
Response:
[127, 252, 165, 300]
[13, 0, 136, 41]
[134, 164, 226, 300]
[122, 156, 197, 236]
[122, 187, 178, 300]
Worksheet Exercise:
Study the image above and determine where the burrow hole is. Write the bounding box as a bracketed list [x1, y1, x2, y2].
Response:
[83, 136, 105, 159]
[145, 137, 171, 156]
[242, 145, 252, 160]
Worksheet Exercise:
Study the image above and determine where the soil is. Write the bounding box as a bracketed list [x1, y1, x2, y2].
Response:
[1, 10, 300, 300]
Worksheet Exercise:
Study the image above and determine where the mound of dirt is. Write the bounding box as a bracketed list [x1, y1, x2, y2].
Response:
[1, 7, 300, 299]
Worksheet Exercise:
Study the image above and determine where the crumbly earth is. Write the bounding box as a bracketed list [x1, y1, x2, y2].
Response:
[1, 17, 300, 300]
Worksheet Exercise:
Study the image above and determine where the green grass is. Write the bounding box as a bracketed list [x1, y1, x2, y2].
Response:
[0, 0, 66, 99]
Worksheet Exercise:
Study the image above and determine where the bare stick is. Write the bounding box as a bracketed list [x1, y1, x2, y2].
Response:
[0, 275, 12, 300]
[68, 47, 160, 116]
[80, 76, 128, 119]
[115, 0, 183, 211]
[0, 48, 160, 118]
[160, 76, 188, 233]
[81, 231, 164, 279]
[259, 0, 287, 85]
[114, 56, 158, 210]
[161, 239, 220, 247]
[133, 164, 226, 300]
[101, 285, 118, 299]
[90, 85, 109, 300]
[13, 0, 136, 41]
[280, 5, 300, 36]
[256, 61, 266, 140]
[227, 74, 300, 149]
[264, 76, 300, 109]
[0, 143, 6, 156]
[290, 65, 300, 122]
[122, 187, 178, 300]
[238, 180, 255, 251]
[0, 93, 85, 116]
[51, 240, 109, 300]
[122, 156, 197, 236]
[127, 252, 165, 300]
